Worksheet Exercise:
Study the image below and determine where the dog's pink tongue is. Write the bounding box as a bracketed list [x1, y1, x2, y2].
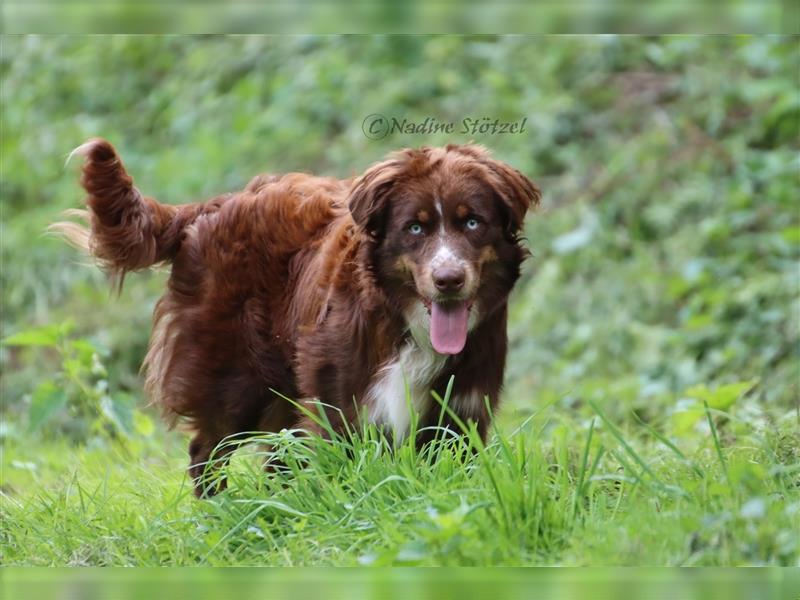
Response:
[430, 301, 469, 355]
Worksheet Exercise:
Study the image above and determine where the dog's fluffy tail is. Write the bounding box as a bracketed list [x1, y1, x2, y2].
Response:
[51, 138, 200, 288]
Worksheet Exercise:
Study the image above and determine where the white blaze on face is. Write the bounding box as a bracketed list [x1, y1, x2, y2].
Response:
[435, 199, 445, 234]
[430, 243, 465, 271]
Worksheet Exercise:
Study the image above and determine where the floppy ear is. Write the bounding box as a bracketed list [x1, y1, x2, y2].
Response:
[482, 159, 541, 236]
[348, 159, 402, 238]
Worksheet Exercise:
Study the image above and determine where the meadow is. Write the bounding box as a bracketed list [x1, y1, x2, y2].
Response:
[1, 35, 798, 566]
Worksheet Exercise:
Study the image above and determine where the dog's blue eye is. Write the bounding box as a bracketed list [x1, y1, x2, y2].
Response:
[408, 223, 423, 235]
[466, 218, 480, 230]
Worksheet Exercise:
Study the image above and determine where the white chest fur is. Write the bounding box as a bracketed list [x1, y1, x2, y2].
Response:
[366, 302, 484, 438]
[366, 340, 447, 439]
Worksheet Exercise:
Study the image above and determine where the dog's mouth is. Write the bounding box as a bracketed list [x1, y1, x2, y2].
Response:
[420, 297, 473, 355]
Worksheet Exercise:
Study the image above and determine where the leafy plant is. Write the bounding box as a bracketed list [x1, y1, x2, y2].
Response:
[2, 321, 153, 442]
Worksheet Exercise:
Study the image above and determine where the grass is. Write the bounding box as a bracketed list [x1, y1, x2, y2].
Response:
[2, 396, 797, 566]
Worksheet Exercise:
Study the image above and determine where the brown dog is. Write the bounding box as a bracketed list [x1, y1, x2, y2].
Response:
[55, 139, 540, 496]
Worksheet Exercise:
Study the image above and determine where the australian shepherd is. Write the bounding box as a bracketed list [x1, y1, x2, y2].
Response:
[55, 139, 540, 496]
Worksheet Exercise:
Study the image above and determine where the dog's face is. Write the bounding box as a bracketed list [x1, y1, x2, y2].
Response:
[350, 145, 540, 355]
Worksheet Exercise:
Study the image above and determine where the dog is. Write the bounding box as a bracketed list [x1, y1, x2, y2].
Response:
[54, 139, 540, 496]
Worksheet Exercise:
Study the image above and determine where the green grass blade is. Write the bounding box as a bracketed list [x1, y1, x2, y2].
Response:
[588, 399, 666, 488]
[704, 400, 731, 488]
[571, 417, 596, 523]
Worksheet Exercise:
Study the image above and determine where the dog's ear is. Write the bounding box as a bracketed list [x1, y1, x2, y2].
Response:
[482, 159, 541, 236]
[348, 159, 402, 238]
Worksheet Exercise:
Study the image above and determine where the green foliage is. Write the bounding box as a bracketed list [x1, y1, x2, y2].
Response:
[2, 322, 154, 442]
[1, 35, 798, 566]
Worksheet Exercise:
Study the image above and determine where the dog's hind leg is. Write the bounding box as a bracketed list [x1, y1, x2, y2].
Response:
[187, 431, 238, 498]
[185, 381, 299, 498]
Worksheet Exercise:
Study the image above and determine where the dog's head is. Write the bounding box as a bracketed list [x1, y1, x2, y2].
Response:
[349, 144, 540, 355]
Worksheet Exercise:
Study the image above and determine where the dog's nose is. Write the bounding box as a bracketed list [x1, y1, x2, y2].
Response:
[433, 267, 466, 293]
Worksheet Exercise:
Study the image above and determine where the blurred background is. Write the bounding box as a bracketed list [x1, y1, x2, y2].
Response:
[4, 1, 793, 33]
[1, 35, 798, 479]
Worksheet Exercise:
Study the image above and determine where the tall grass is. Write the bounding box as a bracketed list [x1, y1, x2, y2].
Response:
[3, 393, 796, 566]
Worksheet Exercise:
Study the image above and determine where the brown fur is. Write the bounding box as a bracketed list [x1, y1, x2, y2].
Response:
[53, 139, 539, 497]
